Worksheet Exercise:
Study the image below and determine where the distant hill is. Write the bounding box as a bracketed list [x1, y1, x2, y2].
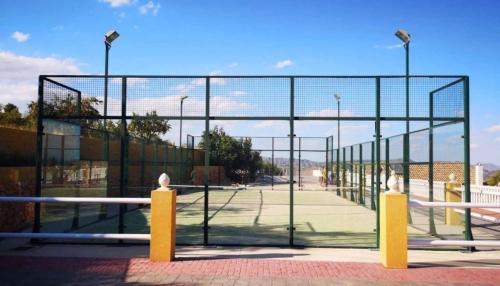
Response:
[262, 157, 325, 168]
[482, 163, 500, 172]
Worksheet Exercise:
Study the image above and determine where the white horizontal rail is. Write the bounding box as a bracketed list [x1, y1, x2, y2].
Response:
[409, 239, 500, 247]
[0, 197, 151, 204]
[0, 232, 150, 241]
[409, 199, 500, 209]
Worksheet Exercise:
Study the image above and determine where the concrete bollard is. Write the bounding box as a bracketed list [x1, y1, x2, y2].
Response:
[444, 173, 462, 226]
[380, 170, 408, 269]
[150, 173, 176, 262]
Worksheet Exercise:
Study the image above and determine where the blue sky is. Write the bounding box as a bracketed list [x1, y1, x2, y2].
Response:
[0, 0, 499, 164]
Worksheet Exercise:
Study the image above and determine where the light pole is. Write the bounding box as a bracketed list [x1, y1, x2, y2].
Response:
[395, 29, 412, 225]
[104, 30, 119, 122]
[334, 94, 341, 195]
[99, 30, 119, 220]
[179, 96, 188, 184]
[395, 29, 410, 134]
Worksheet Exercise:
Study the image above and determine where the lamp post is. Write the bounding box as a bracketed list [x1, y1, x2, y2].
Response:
[104, 30, 119, 122]
[334, 94, 341, 195]
[395, 29, 410, 134]
[395, 29, 412, 225]
[99, 30, 119, 221]
[179, 96, 188, 184]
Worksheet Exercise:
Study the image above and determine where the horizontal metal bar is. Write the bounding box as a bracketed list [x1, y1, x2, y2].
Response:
[41, 115, 465, 122]
[409, 239, 500, 247]
[42, 75, 467, 79]
[409, 200, 500, 209]
[0, 197, 151, 204]
[0, 232, 151, 241]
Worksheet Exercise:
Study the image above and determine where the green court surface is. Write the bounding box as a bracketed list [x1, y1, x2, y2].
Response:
[49, 187, 470, 247]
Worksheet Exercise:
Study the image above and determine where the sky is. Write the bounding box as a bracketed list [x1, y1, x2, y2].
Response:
[0, 0, 499, 165]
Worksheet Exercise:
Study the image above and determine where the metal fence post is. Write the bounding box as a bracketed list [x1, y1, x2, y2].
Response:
[203, 77, 210, 245]
[325, 137, 328, 187]
[118, 77, 128, 236]
[403, 133, 413, 224]
[289, 77, 295, 247]
[359, 144, 364, 204]
[463, 76, 474, 250]
[385, 138, 390, 191]
[428, 91, 437, 236]
[350, 145, 354, 201]
[33, 77, 44, 235]
[375, 77, 381, 248]
[299, 137, 302, 189]
[371, 141, 375, 210]
[271, 137, 274, 189]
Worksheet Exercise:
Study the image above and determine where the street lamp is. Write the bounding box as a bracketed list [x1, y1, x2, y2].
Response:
[334, 94, 341, 194]
[179, 96, 188, 184]
[104, 30, 119, 120]
[395, 29, 410, 133]
[99, 30, 119, 221]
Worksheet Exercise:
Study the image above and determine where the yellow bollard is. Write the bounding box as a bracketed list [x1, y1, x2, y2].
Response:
[444, 175, 462, 225]
[380, 171, 408, 269]
[150, 187, 176, 262]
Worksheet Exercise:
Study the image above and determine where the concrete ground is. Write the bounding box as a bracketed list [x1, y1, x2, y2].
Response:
[0, 239, 500, 285]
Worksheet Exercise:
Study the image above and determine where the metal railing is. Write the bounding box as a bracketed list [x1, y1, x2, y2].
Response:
[0, 196, 151, 241]
[408, 199, 500, 247]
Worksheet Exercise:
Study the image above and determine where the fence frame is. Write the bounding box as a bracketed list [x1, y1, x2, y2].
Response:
[35, 74, 469, 248]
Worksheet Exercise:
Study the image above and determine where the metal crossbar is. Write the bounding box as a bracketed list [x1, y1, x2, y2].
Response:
[0, 197, 151, 241]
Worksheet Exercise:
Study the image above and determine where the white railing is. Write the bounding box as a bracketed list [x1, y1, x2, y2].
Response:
[0, 196, 151, 241]
[408, 199, 500, 247]
[464, 185, 500, 208]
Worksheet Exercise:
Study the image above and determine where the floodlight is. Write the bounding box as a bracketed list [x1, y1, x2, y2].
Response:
[395, 29, 410, 44]
[334, 94, 341, 102]
[105, 30, 120, 45]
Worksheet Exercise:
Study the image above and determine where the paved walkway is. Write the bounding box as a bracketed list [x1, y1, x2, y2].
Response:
[1, 239, 500, 285]
[1, 255, 500, 285]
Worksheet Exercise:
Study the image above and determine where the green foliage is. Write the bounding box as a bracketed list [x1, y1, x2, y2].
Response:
[128, 111, 171, 143]
[0, 103, 24, 126]
[260, 161, 283, 176]
[486, 171, 500, 186]
[198, 126, 263, 183]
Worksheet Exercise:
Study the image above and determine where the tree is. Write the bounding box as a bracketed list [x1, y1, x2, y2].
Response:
[486, 171, 500, 186]
[0, 103, 24, 126]
[198, 126, 263, 183]
[128, 111, 171, 143]
[25, 94, 102, 129]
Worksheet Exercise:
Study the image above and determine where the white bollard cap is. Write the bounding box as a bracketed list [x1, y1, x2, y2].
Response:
[386, 170, 400, 194]
[448, 173, 457, 183]
[158, 173, 170, 190]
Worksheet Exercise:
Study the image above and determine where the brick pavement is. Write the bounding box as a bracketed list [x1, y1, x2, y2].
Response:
[0, 255, 499, 285]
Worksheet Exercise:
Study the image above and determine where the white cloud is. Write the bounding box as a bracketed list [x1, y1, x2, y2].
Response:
[306, 108, 353, 117]
[139, 1, 161, 15]
[486, 124, 500, 132]
[11, 31, 30, 42]
[253, 120, 288, 129]
[470, 143, 480, 149]
[231, 91, 246, 96]
[0, 51, 82, 110]
[495, 137, 500, 142]
[273, 59, 293, 69]
[374, 44, 403, 50]
[100, 0, 134, 7]
[228, 62, 239, 68]
[174, 71, 226, 93]
[52, 25, 64, 31]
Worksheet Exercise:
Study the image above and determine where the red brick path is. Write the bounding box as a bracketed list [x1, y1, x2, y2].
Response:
[1, 256, 499, 285]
